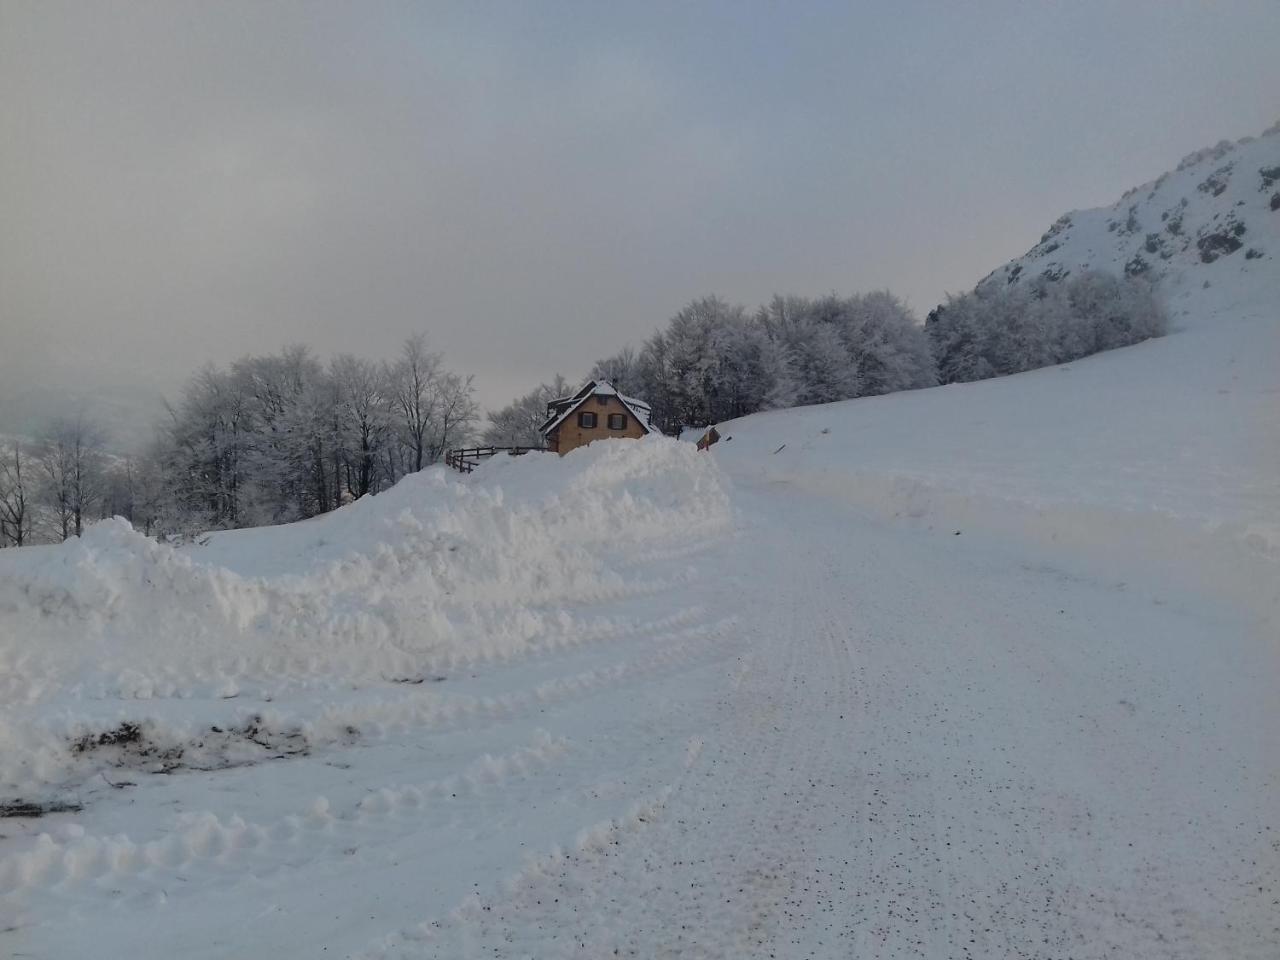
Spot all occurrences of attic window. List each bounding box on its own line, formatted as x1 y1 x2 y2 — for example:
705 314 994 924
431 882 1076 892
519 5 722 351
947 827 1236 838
578 411 597 429
596 395 608 405
608 413 627 430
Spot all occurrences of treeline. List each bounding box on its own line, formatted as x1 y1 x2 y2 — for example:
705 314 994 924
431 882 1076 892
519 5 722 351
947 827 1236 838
486 291 936 443
926 270 1168 383
486 270 1166 444
0 335 478 545
1 415 113 547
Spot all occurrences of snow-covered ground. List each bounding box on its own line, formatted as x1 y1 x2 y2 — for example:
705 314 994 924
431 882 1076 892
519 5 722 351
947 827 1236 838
2 132 1278 957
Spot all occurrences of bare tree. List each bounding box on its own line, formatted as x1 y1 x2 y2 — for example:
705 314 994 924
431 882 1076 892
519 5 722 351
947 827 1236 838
589 347 642 395
330 355 391 499
0 442 31 546
103 456 139 526
483 375 570 447
37 414 107 540
163 366 250 528
427 371 479 464
389 334 443 473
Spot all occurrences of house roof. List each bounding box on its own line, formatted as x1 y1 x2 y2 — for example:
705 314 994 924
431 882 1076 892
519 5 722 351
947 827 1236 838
539 380 653 437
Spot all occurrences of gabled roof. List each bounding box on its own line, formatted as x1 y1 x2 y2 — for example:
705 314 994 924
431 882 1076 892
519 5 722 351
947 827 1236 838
539 380 653 437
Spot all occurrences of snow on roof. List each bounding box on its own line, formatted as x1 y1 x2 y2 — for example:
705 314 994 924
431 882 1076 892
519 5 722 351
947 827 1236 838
618 392 650 414
539 380 652 436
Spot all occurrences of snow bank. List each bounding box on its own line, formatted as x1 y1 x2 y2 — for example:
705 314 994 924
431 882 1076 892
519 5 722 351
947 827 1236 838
0 438 732 715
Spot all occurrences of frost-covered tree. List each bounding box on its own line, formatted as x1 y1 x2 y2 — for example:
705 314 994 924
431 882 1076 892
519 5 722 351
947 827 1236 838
702 313 777 422
0 442 32 547
330 354 392 500
926 270 1167 383
148 340 476 533
161 364 251 528
647 298 723 430
232 347 323 523
923 298 997 384
389 334 444 473
1063 271 1168 354
589 348 644 397
36 414 107 540
102 452 171 538
838 291 937 395
553 288 935 434
634 296 774 432
425 371 479 464
759 292 933 404
783 320 863 405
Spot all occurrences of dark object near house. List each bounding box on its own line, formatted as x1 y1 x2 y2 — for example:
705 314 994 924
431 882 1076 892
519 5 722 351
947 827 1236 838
696 426 721 451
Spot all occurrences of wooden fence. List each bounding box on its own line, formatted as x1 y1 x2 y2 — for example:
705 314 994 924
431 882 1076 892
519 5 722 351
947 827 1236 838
445 446 544 474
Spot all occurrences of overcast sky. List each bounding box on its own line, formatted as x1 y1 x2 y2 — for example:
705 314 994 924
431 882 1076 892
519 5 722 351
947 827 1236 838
2 0 1277 421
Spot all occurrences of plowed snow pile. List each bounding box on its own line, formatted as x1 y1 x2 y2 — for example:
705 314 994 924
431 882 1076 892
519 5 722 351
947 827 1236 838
0 438 731 789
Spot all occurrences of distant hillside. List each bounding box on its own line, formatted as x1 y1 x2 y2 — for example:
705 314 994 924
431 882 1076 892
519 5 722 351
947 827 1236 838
0 381 168 454
980 121 1280 302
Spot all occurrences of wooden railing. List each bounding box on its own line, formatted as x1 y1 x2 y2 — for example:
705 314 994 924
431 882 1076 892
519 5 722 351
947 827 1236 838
445 445 544 474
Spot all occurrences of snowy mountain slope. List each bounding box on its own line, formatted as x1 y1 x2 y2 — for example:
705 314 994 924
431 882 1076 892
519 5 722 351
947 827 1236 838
708 124 1280 614
981 121 1280 297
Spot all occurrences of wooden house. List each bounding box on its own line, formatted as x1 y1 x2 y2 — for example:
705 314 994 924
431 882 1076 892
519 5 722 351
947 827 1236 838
539 380 654 455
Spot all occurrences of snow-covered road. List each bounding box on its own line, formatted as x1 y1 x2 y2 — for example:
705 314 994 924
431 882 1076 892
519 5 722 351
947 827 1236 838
385 481 1277 959
5 469 1275 959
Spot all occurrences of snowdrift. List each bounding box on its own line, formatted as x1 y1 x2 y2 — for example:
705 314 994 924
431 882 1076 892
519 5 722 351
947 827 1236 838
0 438 732 715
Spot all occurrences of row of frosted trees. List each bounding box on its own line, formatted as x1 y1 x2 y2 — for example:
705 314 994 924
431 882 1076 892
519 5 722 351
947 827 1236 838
485 272 1164 446
0 415 110 547
153 336 477 532
0 335 479 544
486 290 938 443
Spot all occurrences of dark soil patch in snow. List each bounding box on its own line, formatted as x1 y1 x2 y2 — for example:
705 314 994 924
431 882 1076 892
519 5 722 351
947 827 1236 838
0 799 83 818
211 716 312 763
71 720 145 752
390 674 448 684
71 720 184 773
68 715 319 777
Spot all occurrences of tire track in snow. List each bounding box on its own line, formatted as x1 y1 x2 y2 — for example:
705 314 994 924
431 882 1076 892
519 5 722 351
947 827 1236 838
0 732 572 900
352 508 866 958
2 610 731 795
305 614 738 741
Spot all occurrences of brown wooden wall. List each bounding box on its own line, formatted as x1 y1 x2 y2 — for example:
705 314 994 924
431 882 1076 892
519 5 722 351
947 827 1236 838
547 395 647 455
